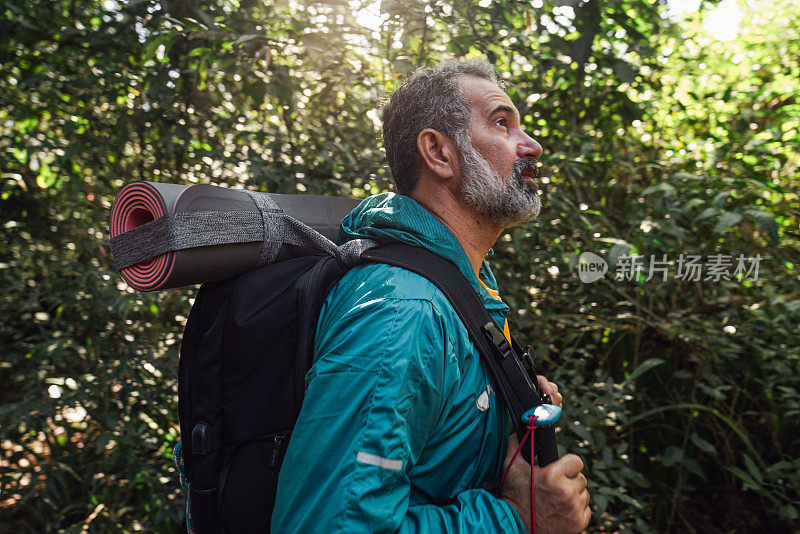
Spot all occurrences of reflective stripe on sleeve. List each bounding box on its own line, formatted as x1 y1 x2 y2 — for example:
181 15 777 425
356 451 404 471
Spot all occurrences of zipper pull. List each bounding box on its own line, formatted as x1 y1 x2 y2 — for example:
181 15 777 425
522 345 537 371
269 434 286 468
523 346 552 403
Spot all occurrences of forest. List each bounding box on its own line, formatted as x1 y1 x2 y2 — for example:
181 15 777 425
1 0 799 531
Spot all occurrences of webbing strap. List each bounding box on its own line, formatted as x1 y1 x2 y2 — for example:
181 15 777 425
109 192 361 271
111 210 264 270
244 190 285 267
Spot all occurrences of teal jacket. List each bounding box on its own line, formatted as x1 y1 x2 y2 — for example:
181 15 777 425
272 193 524 533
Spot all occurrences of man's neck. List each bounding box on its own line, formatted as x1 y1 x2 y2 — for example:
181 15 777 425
410 183 503 277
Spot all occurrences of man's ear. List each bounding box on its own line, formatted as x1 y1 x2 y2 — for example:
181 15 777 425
416 128 457 180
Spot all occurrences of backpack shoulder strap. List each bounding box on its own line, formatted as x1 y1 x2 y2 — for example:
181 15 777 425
294 255 349 412
359 242 558 466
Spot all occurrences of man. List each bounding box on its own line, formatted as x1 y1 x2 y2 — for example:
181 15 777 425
272 58 591 533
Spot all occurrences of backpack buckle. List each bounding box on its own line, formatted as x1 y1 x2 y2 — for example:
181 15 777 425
482 322 514 360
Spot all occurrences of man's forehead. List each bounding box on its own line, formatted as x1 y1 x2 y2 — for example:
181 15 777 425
458 75 516 118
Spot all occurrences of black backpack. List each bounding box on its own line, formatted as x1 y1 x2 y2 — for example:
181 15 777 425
174 242 556 533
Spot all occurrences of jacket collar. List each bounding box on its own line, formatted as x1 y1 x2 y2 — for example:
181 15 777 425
338 193 510 320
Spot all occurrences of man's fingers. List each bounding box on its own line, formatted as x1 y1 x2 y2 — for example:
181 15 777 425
536 375 553 396
552 382 562 405
536 375 562 407
554 453 584 478
579 503 592 530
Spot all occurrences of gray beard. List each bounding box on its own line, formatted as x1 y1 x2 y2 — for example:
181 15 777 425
455 133 542 227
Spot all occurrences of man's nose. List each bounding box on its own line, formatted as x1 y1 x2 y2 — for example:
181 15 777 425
517 131 543 160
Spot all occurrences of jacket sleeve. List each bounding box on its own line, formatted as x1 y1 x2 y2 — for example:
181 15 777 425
271 293 524 534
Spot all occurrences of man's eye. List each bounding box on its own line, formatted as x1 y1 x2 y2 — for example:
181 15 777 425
495 118 508 129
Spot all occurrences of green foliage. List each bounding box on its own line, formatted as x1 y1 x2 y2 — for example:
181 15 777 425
1 0 798 532
490 0 800 530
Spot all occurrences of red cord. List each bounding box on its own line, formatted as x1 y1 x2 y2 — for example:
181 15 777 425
528 415 537 534
500 430 530 490
500 416 538 534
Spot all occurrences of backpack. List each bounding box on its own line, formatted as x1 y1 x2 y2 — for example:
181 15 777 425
174 242 556 534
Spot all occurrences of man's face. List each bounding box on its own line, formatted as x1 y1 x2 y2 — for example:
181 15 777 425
455 75 543 227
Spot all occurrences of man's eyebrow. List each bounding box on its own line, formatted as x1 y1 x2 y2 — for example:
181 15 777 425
488 104 519 120
489 104 520 121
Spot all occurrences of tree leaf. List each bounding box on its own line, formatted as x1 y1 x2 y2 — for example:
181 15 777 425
626 358 665 382
642 182 676 196
187 47 211 58
744 208 780 243
690 433 716 454
743 454 764 485
234 34 261 46
713 212 742 233
694 207 718 222
661 445 683 467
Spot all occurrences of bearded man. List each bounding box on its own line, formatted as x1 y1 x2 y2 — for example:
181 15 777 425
272 58 591 533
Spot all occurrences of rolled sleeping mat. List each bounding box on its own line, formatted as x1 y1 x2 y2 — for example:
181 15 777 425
109 181 361 291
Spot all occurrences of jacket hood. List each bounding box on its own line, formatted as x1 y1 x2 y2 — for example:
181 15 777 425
339 193 510 319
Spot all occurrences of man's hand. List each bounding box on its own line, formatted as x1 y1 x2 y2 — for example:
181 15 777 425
536 375 562 407
502 434 590 534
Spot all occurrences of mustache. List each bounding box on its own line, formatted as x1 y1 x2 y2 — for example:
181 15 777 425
513 158 540 179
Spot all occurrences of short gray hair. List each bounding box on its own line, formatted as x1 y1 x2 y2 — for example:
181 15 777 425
381 58 500 194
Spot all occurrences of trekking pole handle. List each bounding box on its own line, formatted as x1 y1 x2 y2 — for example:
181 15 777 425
535 426 559 467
